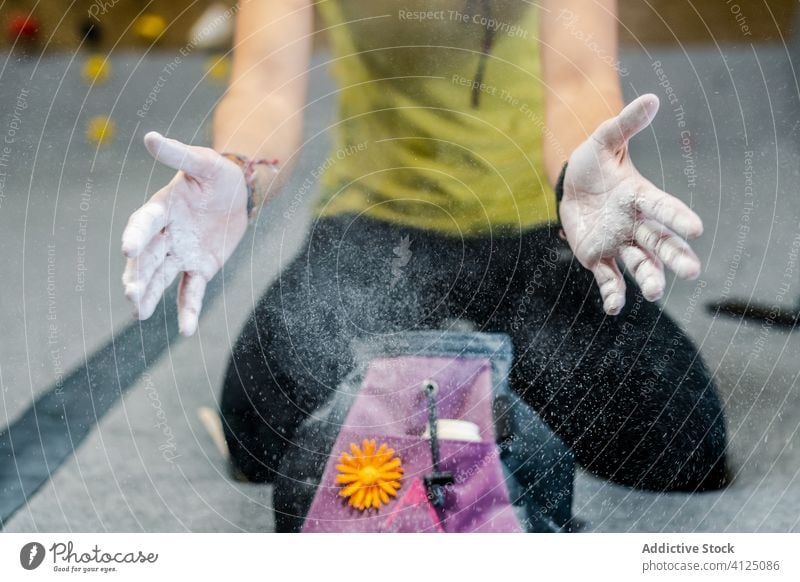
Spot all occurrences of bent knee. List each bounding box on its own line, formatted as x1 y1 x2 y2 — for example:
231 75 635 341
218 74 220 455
655 416 729 492
586 414 729 492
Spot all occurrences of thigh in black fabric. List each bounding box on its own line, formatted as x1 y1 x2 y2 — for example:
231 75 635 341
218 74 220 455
219 217 453 483
219 256 339 483
493 235 727 492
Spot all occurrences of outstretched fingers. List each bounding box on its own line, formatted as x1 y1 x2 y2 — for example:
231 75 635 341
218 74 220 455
634 218 701 280
592 258 626 315
636 185 703 240
619 245 665 302
121 199 168 258
177 272 208 337
122 233 169 303
133 256 181 320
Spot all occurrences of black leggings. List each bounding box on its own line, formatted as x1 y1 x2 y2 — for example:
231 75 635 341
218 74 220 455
221 215 727 492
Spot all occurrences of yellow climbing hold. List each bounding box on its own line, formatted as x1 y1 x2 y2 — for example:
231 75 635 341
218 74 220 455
134 14 166 42
86 116 114 145
82 55 110 84
336 439 403 511
205 55 230 82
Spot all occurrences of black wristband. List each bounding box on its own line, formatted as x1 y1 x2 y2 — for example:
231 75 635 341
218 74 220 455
555 161 568 226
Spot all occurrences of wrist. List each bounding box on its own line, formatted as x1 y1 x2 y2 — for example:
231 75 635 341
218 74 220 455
220 152 281 218
555 161 568 226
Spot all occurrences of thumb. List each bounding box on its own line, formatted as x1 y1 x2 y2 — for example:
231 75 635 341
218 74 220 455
144 131 215 178
593 93 660 152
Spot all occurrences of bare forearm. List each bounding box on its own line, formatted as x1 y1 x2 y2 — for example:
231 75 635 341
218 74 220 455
212 0 312 199
543 79 623 181
213 84 304 172
539 0 623 185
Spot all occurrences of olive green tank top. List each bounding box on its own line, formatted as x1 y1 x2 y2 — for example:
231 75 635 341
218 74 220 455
313 0 557 236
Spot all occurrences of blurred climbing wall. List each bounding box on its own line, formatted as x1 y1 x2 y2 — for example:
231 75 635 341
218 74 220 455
0 0 795 53
0 0 221 50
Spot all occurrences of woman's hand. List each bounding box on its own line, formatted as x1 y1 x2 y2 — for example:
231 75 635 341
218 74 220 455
560 93 703 315
121 132 248 336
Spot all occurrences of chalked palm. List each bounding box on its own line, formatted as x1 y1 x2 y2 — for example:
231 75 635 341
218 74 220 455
121 132 248 336
560 94 704 315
